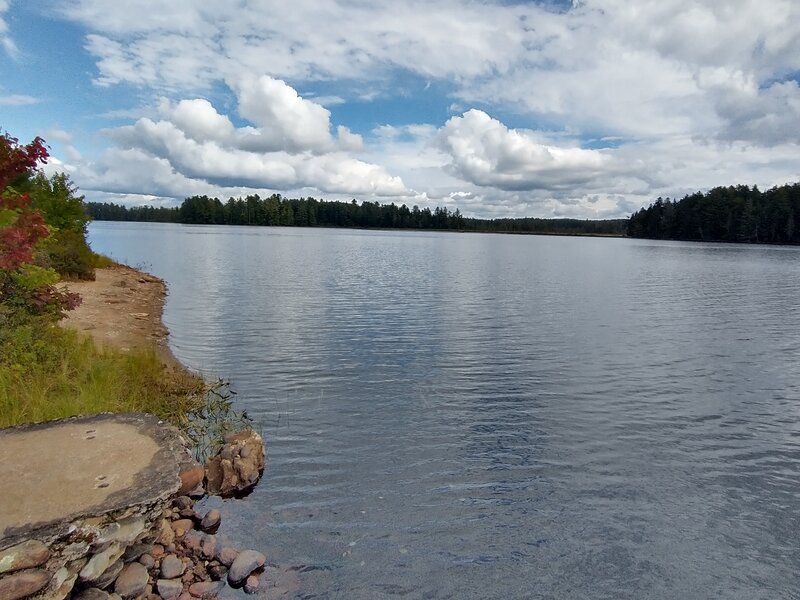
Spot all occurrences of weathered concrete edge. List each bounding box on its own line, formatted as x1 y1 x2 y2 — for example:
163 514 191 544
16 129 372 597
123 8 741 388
0 413 189 550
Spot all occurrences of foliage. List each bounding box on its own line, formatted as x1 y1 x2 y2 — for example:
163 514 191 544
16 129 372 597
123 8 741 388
0 324 205 428
177 379 252 463
628 183 800 244
0 133 81 324
86 194 629 236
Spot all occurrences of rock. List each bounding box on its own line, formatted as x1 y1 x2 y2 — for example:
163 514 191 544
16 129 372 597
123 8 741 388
227 550 266 586
80 542 125 582
94 558 125 590
178 464 205 496
0 569 51 600
178 508 199 520
205 430 265 497
182 531 204 555
150 545 165 559
156 579 184 599
200 510 221 532
0 540 50 574
192 561 208 581
201 536 217 560
114 562 149 599
123 544 153 563
160 554 185 579
243 574 260 595
188 580 225 598
178 593 192 600
50 566 79 600
171 519 195 538
94 517 145 548
207 564 227 581
214 547 238 568
74 589 112 600
175 496 194 510
157 518 176 546
139 554 155 569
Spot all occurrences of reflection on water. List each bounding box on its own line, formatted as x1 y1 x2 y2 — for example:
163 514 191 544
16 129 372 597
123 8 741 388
90 223 800 599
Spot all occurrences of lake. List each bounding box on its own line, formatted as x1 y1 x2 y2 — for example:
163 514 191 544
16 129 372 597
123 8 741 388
88 222 800 599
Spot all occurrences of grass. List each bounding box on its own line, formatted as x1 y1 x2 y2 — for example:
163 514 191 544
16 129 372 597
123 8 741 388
0 324 205 429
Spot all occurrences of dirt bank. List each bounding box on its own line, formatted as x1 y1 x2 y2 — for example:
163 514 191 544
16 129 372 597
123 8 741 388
60 264 182 369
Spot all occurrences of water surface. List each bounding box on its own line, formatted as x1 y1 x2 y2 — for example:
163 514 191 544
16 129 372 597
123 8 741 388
89 222 800 599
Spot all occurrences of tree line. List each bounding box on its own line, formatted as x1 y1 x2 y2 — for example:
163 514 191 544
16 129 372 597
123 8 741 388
628 183 800 244
86 194 628 236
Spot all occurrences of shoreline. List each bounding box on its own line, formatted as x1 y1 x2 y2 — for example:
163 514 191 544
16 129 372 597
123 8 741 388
60 264 188 374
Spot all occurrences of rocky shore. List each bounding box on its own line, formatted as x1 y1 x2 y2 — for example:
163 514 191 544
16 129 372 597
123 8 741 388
1 265 277 599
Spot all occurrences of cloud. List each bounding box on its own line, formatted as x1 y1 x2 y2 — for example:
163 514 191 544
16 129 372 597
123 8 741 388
439 110 618 192
50 0 800 218
0 0 18 59
98 76 406 197
0 94 39 106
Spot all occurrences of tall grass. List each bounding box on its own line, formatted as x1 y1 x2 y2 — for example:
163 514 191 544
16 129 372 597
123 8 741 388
0 324 204 428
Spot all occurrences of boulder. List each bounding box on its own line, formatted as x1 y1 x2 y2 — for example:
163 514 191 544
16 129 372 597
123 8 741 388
156 578 183 599
178 463 205 497
200 510 221 532
205 430 265 497
0 540 50 574
227 550 265 586
159 554 185 579
187 580 225 598
114 562 149 599
214 547 238 567
0 569 52 600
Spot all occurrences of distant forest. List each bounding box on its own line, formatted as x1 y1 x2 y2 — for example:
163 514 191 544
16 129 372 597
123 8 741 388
628 183 800 244
86 195 628 236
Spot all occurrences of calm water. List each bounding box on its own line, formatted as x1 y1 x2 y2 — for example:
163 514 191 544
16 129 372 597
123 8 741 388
89 222 800 599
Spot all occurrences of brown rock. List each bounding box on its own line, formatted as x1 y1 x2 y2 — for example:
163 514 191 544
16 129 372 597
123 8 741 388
0 569 52 600
182 531 204 555
171 519 195 538
178 593 192 600
201 536 217 560
243 574 260 595
207 564 227 581
0 540 50 575
150 545 165 559
187 580 224 598
174 496 194 511
199 510 221 532
114 562 149 599
178 464 205 496
157 518 176 546
214 547 238 568
204 430 265 497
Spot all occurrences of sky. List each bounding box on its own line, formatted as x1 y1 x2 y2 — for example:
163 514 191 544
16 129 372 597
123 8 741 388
1 0 799 219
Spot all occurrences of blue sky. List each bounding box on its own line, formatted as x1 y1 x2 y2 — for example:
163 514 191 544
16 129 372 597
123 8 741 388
2 1 799 219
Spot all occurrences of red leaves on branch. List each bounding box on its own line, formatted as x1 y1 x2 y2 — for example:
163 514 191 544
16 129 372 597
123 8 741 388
0 132 80 320
0 134 48 191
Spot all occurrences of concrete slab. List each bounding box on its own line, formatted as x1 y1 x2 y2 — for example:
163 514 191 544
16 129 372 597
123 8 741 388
0 414 189 548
